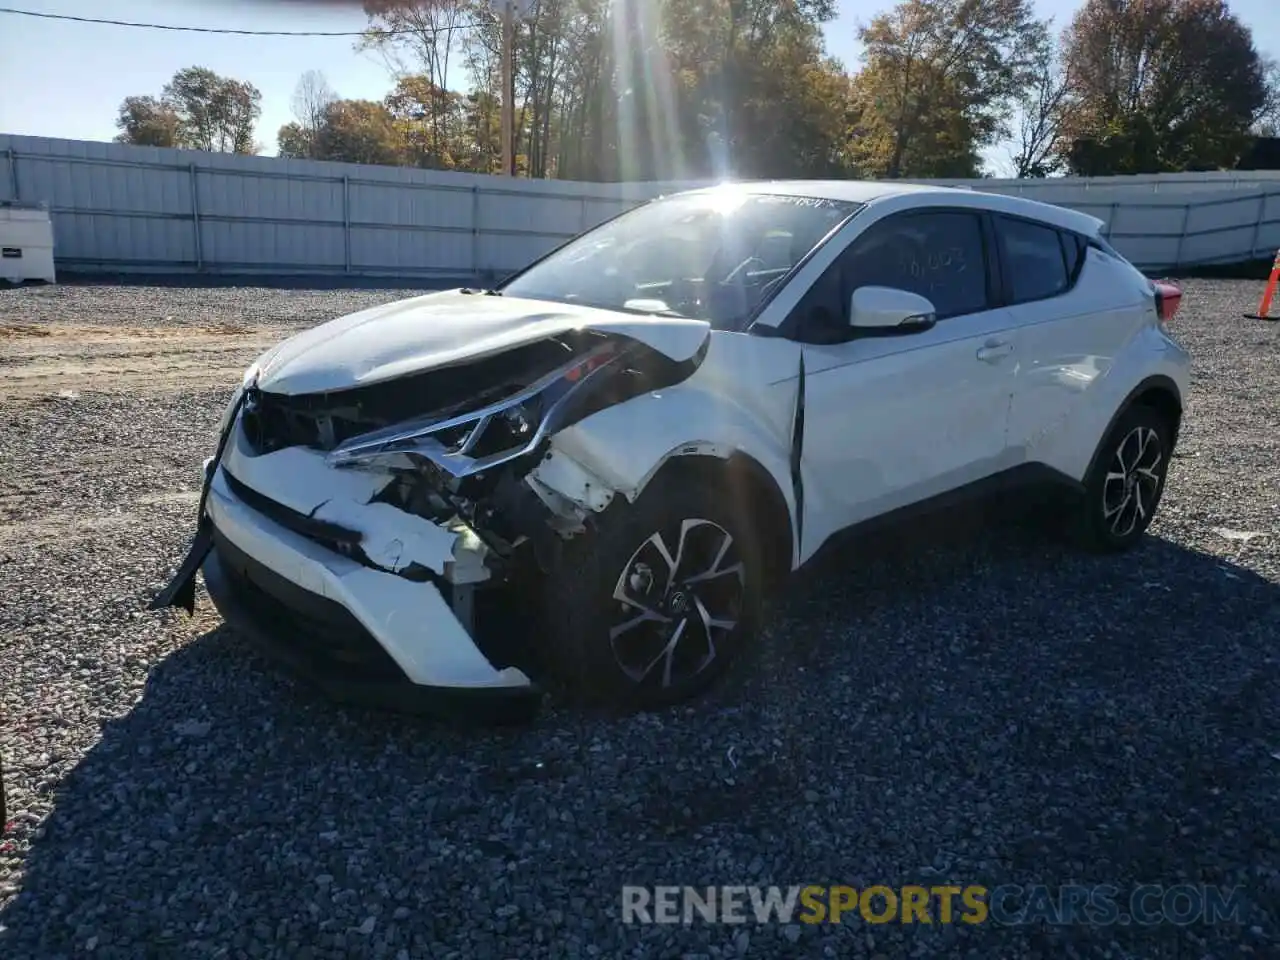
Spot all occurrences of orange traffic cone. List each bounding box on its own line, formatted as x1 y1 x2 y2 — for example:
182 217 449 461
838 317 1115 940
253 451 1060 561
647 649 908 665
1245 249 1280 321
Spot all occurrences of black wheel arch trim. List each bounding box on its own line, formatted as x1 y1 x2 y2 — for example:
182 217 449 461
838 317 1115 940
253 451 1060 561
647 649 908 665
647 448 796 586
1082 374 1183 483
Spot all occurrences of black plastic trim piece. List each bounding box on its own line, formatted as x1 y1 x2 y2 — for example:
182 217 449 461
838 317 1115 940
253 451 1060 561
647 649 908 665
222 469 361 548
980 212 1006 306
147 519 214 614
197 390 244 524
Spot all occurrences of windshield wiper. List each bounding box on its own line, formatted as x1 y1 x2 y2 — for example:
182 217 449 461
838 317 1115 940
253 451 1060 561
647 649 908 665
460 287 503 296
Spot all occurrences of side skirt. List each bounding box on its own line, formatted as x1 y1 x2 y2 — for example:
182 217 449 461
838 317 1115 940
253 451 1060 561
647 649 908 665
798 463 1085 571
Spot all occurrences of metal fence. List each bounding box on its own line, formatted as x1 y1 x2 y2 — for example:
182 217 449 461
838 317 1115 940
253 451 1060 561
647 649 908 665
0 135 699 280
2 133 1279 278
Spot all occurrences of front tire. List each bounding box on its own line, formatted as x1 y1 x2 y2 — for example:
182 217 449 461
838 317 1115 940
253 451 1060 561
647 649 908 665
1072 403 1173 552
543 478 766 709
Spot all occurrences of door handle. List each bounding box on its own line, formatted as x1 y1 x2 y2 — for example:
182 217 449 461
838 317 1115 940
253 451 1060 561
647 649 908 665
976 340 1014 362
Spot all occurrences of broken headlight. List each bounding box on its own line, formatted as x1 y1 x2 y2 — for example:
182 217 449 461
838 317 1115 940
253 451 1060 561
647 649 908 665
325 342 618 480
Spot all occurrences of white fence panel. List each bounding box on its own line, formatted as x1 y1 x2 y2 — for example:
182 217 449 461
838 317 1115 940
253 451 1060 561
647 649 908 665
2 132 1279 278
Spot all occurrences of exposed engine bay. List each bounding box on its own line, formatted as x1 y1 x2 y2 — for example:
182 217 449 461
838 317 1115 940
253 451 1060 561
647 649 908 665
245 329 701 548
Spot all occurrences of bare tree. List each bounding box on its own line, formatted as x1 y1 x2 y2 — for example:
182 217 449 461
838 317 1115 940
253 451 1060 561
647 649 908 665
291 70 338 157
1255 57 1280 133
1008 31 1071 177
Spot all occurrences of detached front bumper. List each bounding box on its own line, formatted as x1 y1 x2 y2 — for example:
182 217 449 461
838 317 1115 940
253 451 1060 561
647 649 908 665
155 454 542 724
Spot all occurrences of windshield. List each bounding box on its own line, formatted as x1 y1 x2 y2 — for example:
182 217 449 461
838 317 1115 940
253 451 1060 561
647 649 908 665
499 188 861 331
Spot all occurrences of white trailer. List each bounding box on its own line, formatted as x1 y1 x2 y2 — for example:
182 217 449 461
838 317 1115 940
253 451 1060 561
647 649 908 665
0 201 55 283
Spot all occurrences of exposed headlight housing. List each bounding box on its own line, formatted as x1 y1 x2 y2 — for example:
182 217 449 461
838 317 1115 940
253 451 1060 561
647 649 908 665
326 341 619 481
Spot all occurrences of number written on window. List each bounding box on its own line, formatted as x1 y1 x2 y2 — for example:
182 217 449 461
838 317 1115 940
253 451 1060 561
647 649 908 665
839 212 990 319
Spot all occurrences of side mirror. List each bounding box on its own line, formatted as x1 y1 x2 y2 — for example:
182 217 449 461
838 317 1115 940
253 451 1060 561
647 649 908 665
849 286 937 332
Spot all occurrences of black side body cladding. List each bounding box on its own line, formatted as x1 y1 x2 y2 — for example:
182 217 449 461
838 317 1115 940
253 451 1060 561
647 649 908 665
800 462 1087 570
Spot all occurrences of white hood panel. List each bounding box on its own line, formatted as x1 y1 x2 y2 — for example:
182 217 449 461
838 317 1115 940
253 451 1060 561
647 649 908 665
255 289 711 395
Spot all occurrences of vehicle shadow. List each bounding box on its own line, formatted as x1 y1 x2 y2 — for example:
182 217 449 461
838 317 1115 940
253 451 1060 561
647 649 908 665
2 512 1277 957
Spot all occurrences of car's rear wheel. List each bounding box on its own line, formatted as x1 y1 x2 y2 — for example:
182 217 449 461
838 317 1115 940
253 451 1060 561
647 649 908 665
543 478 766 709
1072 403 1173 552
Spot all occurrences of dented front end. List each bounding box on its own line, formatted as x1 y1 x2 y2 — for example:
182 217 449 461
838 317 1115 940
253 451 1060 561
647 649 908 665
152 326 706 719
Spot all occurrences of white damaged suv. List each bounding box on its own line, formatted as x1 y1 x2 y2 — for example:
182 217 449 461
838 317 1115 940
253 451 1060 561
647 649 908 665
153 181 1189 719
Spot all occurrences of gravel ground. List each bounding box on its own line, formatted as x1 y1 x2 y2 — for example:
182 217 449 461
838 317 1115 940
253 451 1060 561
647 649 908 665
1 278 1278 959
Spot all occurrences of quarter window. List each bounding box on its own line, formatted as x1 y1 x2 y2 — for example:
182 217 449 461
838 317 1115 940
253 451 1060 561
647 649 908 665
997 216 1071 304
1060 231 1085 280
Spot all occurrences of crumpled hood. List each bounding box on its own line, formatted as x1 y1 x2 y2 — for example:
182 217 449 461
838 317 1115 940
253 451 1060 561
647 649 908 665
255 289 712 395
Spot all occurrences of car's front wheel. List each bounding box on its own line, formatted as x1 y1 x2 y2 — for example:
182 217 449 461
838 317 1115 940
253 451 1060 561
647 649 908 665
544 477 766 709
1072 403 1173 551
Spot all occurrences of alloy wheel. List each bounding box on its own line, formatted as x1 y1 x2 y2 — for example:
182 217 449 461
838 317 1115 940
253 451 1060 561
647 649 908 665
1102 426 1164 538
609 518 746 690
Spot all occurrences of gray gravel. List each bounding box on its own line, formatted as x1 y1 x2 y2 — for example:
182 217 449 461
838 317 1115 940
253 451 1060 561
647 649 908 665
1 277 1278 959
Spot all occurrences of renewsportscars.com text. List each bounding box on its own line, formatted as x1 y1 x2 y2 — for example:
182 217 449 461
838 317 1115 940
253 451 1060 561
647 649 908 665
621 884 1246 927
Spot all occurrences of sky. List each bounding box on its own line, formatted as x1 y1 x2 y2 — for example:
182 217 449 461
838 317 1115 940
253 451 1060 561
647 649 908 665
1 0 1277 176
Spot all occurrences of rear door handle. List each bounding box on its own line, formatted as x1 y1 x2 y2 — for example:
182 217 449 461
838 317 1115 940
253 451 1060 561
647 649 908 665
976 340 1014 363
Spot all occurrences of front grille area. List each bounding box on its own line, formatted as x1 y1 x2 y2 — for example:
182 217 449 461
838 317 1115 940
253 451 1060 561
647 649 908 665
222 469 362 557
241 337 580 456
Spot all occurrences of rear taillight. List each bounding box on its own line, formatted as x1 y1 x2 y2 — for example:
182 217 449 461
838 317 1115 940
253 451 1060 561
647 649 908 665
1153 280 1182 323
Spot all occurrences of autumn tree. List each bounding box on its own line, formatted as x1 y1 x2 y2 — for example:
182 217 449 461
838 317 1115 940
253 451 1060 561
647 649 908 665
115 68 261 154
162 67 262 154
312 100 408 165
276 124 312 159
659 0 847 180
114 96 181 148
384 74 467 168
849 0 1046 179
357 0 857 181
458 89 503 174
360 0 470 169
1060 0 1273 174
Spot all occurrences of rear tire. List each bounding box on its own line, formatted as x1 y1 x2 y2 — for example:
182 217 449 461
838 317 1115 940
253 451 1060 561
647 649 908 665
542 476 767 710
1071 403 1173 552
